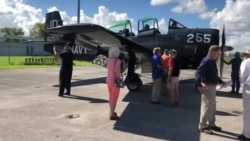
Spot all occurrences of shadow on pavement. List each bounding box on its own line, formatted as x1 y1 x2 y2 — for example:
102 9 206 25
114 80 202 141
52 77 106 87
216 110 238 117
212 130 240 140
179 78 243 99
62 94 108 103
216 91 242 99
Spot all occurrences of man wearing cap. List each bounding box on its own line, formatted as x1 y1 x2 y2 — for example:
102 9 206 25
238 49 250 141
195 45 225 134
53 42 74 97
223 52 242 94
167 49 181 107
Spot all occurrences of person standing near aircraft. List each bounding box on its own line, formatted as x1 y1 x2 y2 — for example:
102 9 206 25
195 45 225 134
167 49 181 107
223 52 242 94
53 42 74 97
161 49 170 96
106 46 122 120
151 47 164 104
238 49 250 141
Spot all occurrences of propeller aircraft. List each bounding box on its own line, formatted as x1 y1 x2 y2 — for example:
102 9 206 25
28 11 233 91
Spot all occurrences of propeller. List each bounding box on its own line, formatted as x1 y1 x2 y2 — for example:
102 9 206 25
219 24 225 77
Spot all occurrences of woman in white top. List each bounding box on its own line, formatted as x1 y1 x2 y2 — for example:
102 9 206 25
238 49 250 141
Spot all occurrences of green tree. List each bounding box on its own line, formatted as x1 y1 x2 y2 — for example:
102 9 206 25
30 23 45 38
0 27 24 36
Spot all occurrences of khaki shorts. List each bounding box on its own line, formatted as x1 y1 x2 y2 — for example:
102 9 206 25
167 76 179 89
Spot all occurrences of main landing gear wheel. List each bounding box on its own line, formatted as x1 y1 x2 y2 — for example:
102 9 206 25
126 83 141 92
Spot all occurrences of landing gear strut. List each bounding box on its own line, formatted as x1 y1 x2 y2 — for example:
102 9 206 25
124 49 142 92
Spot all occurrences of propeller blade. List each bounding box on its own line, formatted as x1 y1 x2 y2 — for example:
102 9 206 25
220 24 225 77
221 24 225 47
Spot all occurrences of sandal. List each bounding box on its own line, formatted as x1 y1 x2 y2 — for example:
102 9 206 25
109 114 119 120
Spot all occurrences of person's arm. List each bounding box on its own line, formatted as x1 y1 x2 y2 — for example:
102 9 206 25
53 46 61 59
157 57 163 69
115 59 122 78
240 60 248 84
195 60 208 93
168 58 173 77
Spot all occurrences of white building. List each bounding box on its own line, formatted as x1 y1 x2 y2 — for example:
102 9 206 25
0 33 50 56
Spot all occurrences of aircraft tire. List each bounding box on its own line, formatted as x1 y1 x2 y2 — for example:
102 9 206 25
126 83 141 92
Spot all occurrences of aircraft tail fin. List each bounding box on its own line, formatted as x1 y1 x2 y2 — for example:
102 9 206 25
44 11 63 41
43 11 65 53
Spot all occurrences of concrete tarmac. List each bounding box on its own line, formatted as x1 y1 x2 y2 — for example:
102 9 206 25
0 66 244 141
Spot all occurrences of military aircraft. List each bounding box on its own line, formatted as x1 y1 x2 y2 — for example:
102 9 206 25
29 11 233 92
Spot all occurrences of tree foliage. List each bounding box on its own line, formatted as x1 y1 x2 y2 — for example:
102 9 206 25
30 23 45 38
0 27 24 36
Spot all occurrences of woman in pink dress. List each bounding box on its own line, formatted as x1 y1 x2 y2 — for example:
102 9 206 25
106 46 122 120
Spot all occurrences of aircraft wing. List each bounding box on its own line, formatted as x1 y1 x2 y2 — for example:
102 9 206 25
46 23 152 55
23 40 68 45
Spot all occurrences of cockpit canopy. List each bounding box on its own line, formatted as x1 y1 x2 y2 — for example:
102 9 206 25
137 18 161 37
108 20 135 37
107 18 188 37
168 18 187 30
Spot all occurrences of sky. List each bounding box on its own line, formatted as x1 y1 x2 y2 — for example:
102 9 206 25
0 0 249 52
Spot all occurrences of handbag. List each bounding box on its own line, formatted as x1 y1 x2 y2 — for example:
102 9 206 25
114 59 124 88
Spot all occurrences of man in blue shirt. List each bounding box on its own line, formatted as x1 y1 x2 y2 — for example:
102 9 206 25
195 45 224 134
53 42 74 97
151 47 164 104
223 52 242 94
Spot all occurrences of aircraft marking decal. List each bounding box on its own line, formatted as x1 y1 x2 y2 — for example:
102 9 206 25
92 55 107 67
186 33 211 44
72 45 84 54
175 34 182 41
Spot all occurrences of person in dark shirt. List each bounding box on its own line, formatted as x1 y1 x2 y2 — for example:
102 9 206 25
167 49 181 107
195 45 225 134
53 42 74 97
151 47 164 104
223 52 242 94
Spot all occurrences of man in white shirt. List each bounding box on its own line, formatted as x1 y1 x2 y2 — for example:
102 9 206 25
238 49 250 141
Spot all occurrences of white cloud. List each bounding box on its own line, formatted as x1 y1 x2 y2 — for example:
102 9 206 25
151 0 214 19
209 0 250 52
0 0 43 36
0 1 132 36
171 0 208 14
92 6 130 28
150 0 173 6
47 6 58 12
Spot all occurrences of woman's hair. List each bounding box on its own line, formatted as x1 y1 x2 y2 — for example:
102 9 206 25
108 46 120 58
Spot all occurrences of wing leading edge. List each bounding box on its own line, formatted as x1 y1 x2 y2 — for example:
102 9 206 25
46 23 152 54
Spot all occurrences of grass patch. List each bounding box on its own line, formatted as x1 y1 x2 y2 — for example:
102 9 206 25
0 56 94 70
223 56 232 62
